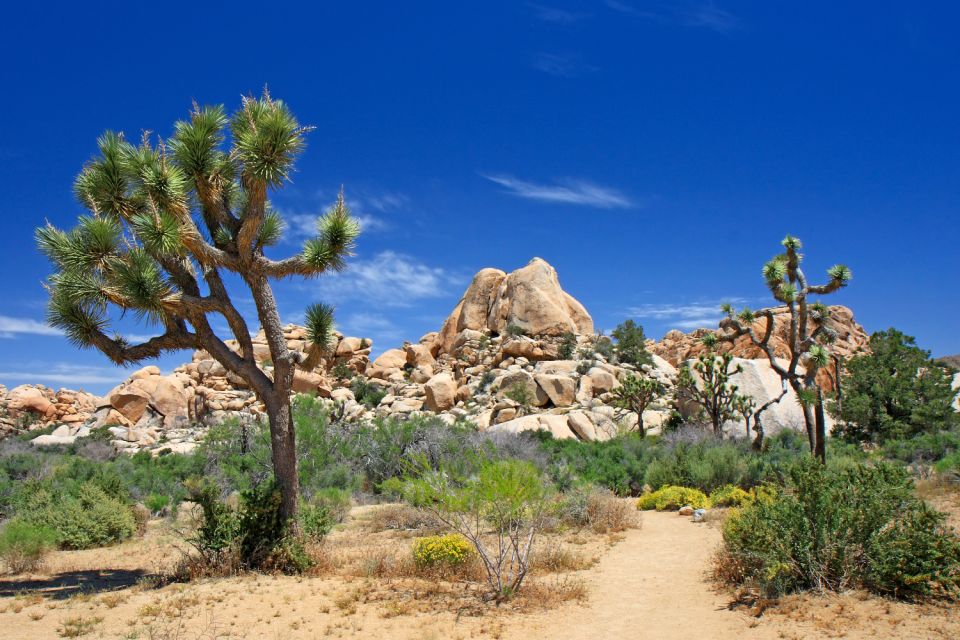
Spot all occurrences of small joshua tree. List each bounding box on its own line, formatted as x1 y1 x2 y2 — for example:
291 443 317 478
731 394 755 440
611 373 664 437
676 336 746 436
35 92 360 522
715 235 851 462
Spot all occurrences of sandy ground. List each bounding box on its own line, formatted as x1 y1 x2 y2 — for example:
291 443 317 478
1 503 958 639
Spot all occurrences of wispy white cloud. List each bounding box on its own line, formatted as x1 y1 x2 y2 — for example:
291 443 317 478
528 3 589 24
313 251 466 307
340 312 405 345
482 174 633 209
532 53 598 77
286 212 388 239
0 315 60 338
281 188 407 240
0 363 126 386
605 1 741 34
628 298 750 330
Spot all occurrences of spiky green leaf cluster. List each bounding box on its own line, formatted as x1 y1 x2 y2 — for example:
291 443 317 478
169 105 228 179
737 307 756 323
305 302 336 353
781 234 802 251
763 257 787 284
827 264 852 284
778 283 798 302
806 344 831 369
301 194 360 273
232 94 308 188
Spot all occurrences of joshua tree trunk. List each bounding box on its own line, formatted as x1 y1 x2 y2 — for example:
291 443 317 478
265 398 299 521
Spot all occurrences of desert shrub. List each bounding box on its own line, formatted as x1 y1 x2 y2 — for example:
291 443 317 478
17 482 136 549
350 377 388 408
636 485 710 511
554 486 591 528
331 360 354 381
504 382 533 411
184 478 317 574
0 518 57 573
586 489 638 533
184 478 239 568
505 323 526 337
145 493 171 515
536 433 654 496
557 332 577 360
709 485 753 508
477 370 496 391
718 458 960 599
882 429 960 466
412 533 473 569
359 415 482 488
366 504 445 533
397 459 552 600
131 503 150 537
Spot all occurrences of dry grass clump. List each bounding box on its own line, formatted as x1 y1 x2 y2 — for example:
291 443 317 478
586 490 640 534
530 545 598 573
364 504 446 535
520 576 589 607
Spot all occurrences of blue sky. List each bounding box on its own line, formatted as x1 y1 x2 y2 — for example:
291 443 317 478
1 1 958 394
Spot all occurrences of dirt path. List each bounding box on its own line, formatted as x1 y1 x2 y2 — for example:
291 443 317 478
511 512 777 640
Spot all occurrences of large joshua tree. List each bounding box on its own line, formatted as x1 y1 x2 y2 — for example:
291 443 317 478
714 236 851 462
35 92 360 522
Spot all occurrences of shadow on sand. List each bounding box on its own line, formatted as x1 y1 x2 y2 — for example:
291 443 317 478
0 568 154 599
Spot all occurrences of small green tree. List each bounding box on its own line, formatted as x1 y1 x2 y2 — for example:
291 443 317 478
611 373 664 437
676 337 746 436
35 93 360 522
398 459 552 601
715 235 851 462
505 382 533 415
833 329 957 444
557 331 577 360
611 320 653 367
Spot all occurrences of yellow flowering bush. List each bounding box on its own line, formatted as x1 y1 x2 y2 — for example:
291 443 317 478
636 485 710 511
709 485 753 508
412 534 473 568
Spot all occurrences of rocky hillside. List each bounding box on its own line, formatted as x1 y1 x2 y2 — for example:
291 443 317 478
1 257 878 453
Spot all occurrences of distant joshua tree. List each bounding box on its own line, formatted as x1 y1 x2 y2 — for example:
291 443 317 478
611 373 664 437
676 338 745 436
36 91 360 522
713 236 851 462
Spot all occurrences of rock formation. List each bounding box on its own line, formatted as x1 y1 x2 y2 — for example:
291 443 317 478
650 305 868 392
4 257 922 454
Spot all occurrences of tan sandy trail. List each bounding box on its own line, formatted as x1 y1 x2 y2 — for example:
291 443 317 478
509 512 777 640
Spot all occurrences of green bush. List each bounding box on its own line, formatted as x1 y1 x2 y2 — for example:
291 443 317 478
557 332 577 360
637 485 710 511
145 493 171 515
881 430 960 466
350 378 387 409
718 458 960 599
18 482 136 550
0 517 58 573
504 323 526 337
